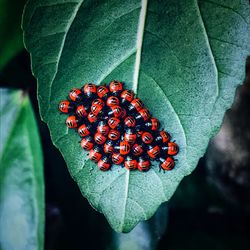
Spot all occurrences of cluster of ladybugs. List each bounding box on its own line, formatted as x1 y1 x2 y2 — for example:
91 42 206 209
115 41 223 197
58 81 179 172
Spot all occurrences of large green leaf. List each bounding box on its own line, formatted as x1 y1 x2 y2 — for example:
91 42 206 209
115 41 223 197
0 89 44 250
22 0 250 232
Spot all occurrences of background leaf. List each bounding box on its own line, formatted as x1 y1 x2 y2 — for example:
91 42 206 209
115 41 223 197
0 0 26 68
0 89 44 250
22 0 250 232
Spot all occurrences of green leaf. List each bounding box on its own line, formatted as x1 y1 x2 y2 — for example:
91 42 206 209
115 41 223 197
22 0 250 232
0 89 44 250
0 0 26 68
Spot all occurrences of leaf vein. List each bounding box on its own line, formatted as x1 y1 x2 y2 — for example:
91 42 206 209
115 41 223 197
208 36 247 50
201 0 248 24
151 169 167 200
141 71 187 149
145 29 193 70
46 0 85 119
196 0 219 102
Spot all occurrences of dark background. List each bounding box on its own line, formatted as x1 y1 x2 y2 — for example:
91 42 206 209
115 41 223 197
1 1 250 249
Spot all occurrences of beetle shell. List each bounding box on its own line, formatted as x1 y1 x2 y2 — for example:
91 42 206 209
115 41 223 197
138 158 151 172
69 88 82 102
108 117 121 129
128 98 143 112
160 157 175 170
83 83 97 97
91 104 103 116
59 100 73 113
124 129 137 144
78 124 91 137
109 80 123 92
141 132 154 144
147 145 161 159
97 85 109 99
66 116 78 128
89 146 102 162
118 141 131 155
106 96 120 107
92 98 104 107
80 136 94 150
112 153 125 165
167 142 179 155
124 156 137 170
104 140 115 154
97 122 110 136
108 130 121 141
87 112 98 123
94 132 107 145
120 89 134 103
76 105 88 118
132 143 144 156
98 156 111 171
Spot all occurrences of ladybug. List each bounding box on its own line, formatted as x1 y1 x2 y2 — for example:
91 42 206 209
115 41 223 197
124 116 136 128
112 153 125 165
88 146 102 162
106 96 120 107
144 118 160 131
78 123 92 137
58 100 74 113
147 145 161 159
97 120 110 136
124 156 137 170
159 156 175 171
132 143 144 156
97 85 109 99
92 98 104 107
141 132 154 144
97 156 111 171
69 88 82 102
161 142 179 156
124 128 137 144
128 98 143 112
120 90 134 104
107 106 123 118
104 140 115 154
83 83 97 98
66 115 78 128
108 117 121 130
115 141 131 155
91 104 104 116
155 131 171 144
87 112 98 124
76 104 89 118
135 108 151 122
108 129 121 141
109 80 123 93
137 157 151 172
94 132 107 145
80 136 94 150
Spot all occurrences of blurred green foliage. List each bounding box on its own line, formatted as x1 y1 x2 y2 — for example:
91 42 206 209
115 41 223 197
0 89 44 250
0 0 26 68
